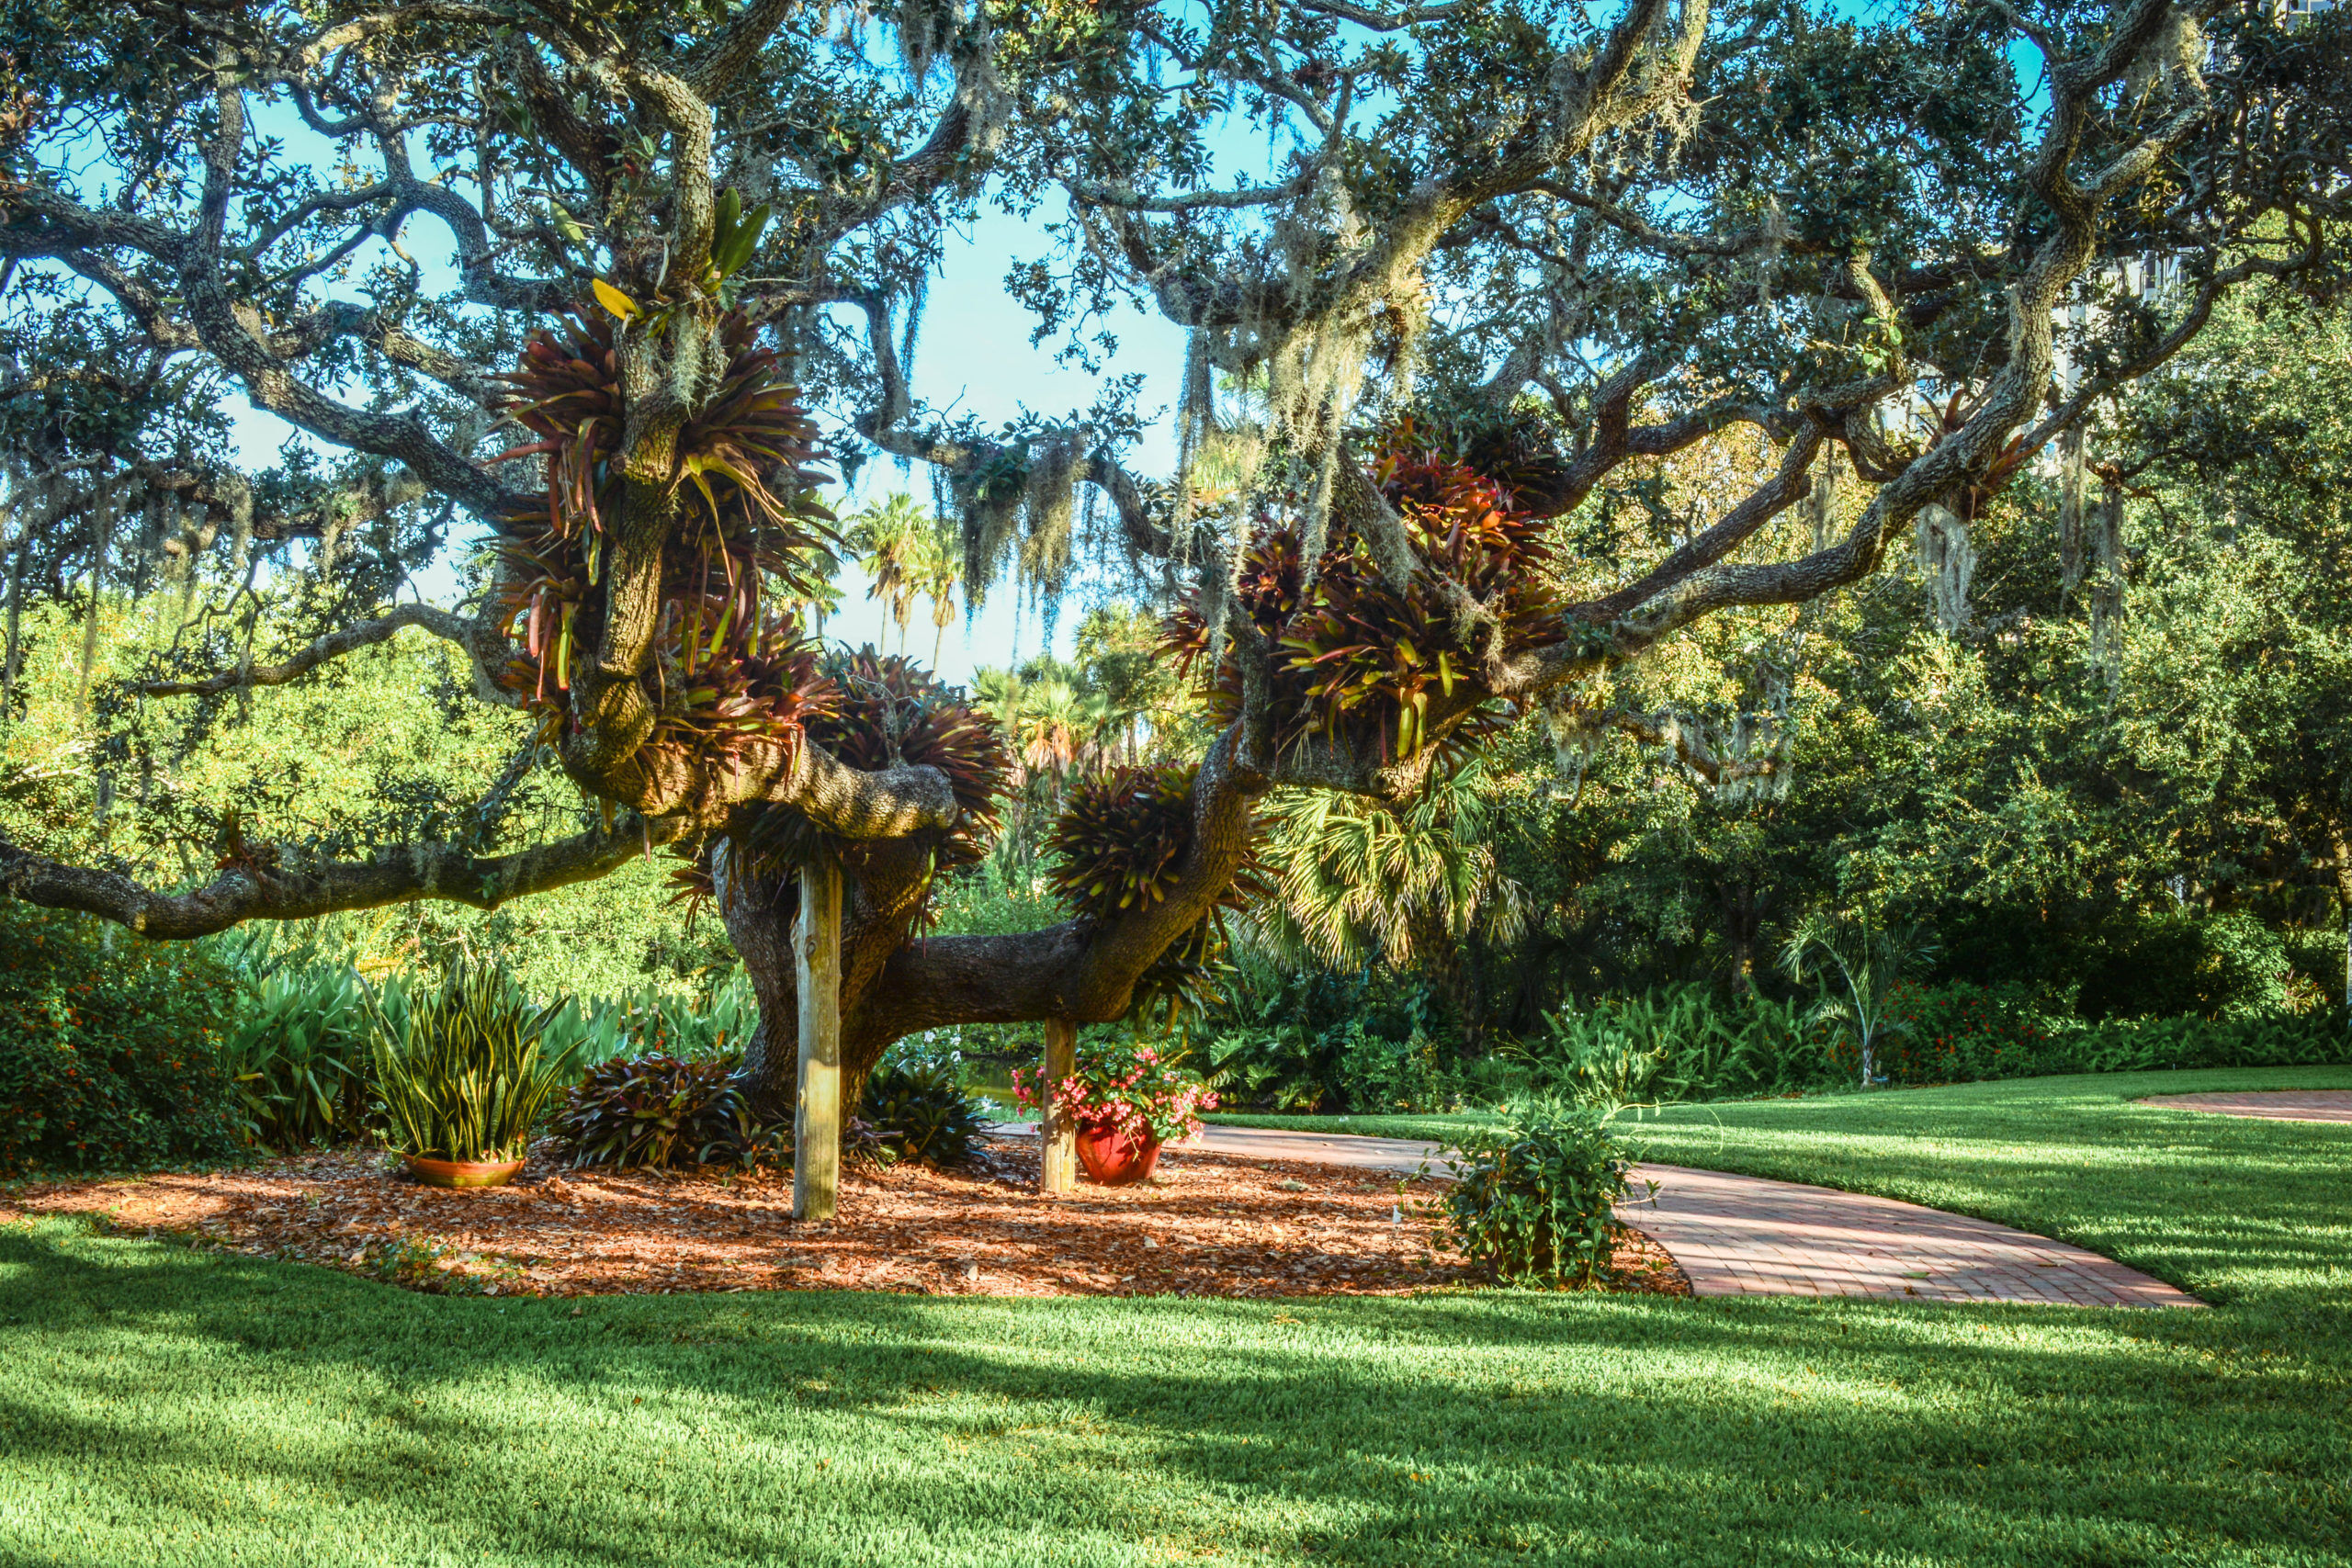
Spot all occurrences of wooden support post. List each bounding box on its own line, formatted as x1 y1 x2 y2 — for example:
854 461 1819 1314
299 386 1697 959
1038 1017 1077 1194
792 856 842 1222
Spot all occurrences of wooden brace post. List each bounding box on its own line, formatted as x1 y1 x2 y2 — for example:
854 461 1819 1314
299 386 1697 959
792 856 843 1222
1038 1017 1077 1194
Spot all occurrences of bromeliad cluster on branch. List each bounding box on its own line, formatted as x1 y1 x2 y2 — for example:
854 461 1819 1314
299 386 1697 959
489 309 838 811
1046 763 1267 1023
1162 432 1566 765
721 649 1012 918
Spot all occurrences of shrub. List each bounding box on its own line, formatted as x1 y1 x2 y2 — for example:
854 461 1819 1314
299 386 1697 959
1202 964 1457 1112
860 1059 984 1166
2052 1009 2351 1073
1438 1102 1632 1288
555 1052 778 1169
371 961 578 1163
220 957 380 1149
1543 1012 1668 1109
1204 1021 1344 1111
0 902 246 1175
1875 981 2350 1084
1511 987 1826 1106
1876 980 2050 1086
1332 1019 1449 1113
545 975 762 1065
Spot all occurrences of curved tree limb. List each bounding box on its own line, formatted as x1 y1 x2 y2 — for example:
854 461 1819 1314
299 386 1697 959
134 602 484 698
0 815 692 941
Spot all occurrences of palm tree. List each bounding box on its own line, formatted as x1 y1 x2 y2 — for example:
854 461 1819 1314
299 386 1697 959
1011 678 1112 779
909 525 961 669
1778 912 1939 1087
1255 759 1527 1046
783 542 844 641
844 491 930 656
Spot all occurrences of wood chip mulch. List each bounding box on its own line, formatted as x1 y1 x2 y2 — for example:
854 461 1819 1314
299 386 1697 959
1 1137 1690 1302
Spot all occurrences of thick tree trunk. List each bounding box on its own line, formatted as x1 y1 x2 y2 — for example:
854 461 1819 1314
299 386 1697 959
722 728 1268 1115
718 853 804 1117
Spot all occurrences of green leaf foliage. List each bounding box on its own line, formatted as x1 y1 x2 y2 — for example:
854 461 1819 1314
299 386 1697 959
859 1059 984 1168
553 1052 779 1171
218 946 379 1150
1438 1102 1632 1290
368 961 578 1164
0 902 247 1175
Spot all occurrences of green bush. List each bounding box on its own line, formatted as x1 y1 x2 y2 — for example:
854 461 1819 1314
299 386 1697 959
0 902 247 1175
1876 979 2349 1085
220 954 381 1149
1501 987 1827 1106
552 975 761 1064
371 961 579 1163
1438 1102 1632 1288
1332 1020 1448 1113
2052 1009 2351 1074
860 1059 984 1166
554 1052 778 1169
1200 963 1462 1112
1876 980 2050 1085
2050 908 2305 1021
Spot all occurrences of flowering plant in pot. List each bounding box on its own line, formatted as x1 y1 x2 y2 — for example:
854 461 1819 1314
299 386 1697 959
1012 1041 1216 1185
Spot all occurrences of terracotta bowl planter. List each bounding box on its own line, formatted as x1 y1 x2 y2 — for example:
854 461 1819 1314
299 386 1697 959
401 1154 526 1189
1074 1121 1162 1186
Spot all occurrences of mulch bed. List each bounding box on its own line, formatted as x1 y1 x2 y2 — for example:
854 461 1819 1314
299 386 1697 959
1 1136 1690 1301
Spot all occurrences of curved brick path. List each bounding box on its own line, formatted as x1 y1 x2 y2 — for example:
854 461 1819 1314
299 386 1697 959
1070 1122 2200 1308
1620 1163 2197 1307
2139 1090 2352 1124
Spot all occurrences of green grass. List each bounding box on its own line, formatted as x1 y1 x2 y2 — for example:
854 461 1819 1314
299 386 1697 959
5 1068 2349 1566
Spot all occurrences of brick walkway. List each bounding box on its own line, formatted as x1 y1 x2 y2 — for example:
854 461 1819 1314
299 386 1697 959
1620 1163 2199 1308
1069 1123 2201 1308
2138 1090 2352 1124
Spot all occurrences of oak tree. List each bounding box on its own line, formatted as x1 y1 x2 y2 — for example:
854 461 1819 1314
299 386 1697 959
0 0 2345 1114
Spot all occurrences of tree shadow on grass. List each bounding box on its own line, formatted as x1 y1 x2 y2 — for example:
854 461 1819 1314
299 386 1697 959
4 1223 2348 1566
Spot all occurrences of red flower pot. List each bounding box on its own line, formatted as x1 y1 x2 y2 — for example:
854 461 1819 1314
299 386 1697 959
1073 1120 1162 1186
401 1155 526 1189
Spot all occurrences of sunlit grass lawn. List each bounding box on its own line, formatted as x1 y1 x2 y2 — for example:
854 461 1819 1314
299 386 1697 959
4 1066 2347 1566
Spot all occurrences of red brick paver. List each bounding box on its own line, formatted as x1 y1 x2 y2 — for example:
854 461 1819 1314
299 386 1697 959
1619 1163 2200 1308
1064 1123 2201 1309
2138 1090 2352 1124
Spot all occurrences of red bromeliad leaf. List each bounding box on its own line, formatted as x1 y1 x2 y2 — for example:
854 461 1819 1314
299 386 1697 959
486 308 843 776
1159 426 1559 766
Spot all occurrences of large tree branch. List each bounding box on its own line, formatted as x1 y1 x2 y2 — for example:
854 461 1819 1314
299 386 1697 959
0 815 691 940
134 603 484 698
855 726 1266 1043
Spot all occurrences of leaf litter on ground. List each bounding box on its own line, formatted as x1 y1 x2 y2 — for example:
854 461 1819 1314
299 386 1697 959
3 1137 1688 1301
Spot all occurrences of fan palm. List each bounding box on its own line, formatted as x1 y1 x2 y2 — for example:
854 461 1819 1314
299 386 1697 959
845 491 931 655
910 525 961 668
1256 759 1527 973
1011 678 1113 778
785 542 845 639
